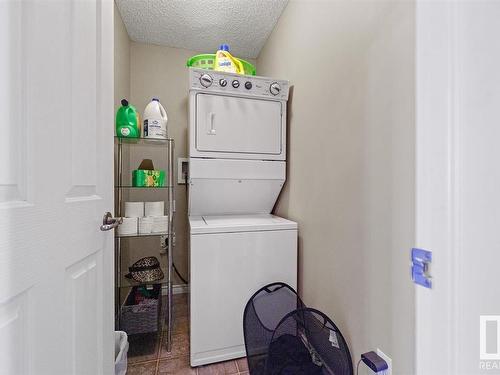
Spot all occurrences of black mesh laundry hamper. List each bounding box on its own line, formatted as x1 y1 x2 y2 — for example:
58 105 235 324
243 283 305 375
243 283 353 375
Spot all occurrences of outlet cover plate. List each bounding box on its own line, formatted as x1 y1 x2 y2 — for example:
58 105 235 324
177 158 189 184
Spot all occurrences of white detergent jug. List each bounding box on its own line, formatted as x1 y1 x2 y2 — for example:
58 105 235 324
143 98 168 139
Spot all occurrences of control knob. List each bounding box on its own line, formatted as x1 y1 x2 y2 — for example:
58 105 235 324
199 74 213 88
232 80 240 88
219 79 227 87
269 82 281 96
245 81 252 90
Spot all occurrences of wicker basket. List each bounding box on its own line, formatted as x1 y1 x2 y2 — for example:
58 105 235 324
120 285 161 335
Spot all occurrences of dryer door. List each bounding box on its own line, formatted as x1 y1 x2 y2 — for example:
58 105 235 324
195 93 283 157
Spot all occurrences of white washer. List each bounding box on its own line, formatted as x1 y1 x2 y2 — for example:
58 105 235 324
187 68 297 366
189 214 297 366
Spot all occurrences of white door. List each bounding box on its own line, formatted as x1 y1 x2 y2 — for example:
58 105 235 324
195 94 282 155
415 1 500 374
0 1 114 374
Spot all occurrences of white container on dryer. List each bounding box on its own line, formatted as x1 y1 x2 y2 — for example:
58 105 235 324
143 98 168 139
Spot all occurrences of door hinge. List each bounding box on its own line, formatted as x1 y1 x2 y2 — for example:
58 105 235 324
411 248 432 288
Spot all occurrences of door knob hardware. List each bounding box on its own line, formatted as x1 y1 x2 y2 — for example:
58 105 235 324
100 212 123 231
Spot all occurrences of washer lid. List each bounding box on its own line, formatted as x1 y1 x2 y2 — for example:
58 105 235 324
189 214 297 234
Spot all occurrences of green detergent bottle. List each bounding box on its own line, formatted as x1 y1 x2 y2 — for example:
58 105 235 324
116 99 140 138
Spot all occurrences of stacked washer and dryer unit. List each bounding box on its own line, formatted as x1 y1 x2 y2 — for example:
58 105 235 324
188 68 298 366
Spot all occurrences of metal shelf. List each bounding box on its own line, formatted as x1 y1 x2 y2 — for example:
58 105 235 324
114 185 174 189
114 136 174 145
118 278 168 289
115 137 175 352
115 231 168 239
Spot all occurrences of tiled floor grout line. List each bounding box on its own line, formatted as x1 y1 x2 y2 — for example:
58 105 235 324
155 333 162 374
130 358 159 366
129 358 157 365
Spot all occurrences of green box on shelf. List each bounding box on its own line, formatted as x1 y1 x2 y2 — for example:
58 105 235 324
132 169 165 187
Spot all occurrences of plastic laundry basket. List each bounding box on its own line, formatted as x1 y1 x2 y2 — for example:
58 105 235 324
115 331 129 375
186 53 257 75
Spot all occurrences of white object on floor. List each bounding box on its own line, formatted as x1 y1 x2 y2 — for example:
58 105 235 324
115 331 129 375
124 201 144 218
118 217 138 236
189 214 297 366
145 201 165 217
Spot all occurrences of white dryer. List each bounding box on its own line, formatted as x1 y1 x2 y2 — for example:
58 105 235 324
187 68 297 366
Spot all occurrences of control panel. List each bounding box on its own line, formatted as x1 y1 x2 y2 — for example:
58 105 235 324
189 68 289 100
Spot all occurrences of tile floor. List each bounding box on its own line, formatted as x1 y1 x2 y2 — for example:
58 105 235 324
127 293 249 375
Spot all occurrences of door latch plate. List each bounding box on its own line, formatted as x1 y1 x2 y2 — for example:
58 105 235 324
411 248 432 288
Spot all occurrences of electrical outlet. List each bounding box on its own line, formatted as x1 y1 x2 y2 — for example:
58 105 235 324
376 349 392 375
177 158 189 184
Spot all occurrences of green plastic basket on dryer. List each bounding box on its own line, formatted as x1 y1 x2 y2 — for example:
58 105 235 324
186 54 256 76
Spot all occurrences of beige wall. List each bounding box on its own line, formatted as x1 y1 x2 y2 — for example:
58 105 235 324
114 3 130 108
258 1 415 373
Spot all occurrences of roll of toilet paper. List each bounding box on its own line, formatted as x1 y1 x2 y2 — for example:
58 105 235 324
124 202 144 218
117 217 138 236
138 217 154 234
145 201 165 217
152 215 169 233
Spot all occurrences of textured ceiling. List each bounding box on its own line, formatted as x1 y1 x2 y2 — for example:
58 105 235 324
115 0 288 59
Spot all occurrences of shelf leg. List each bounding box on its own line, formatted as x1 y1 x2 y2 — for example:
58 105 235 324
166 138 175 352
